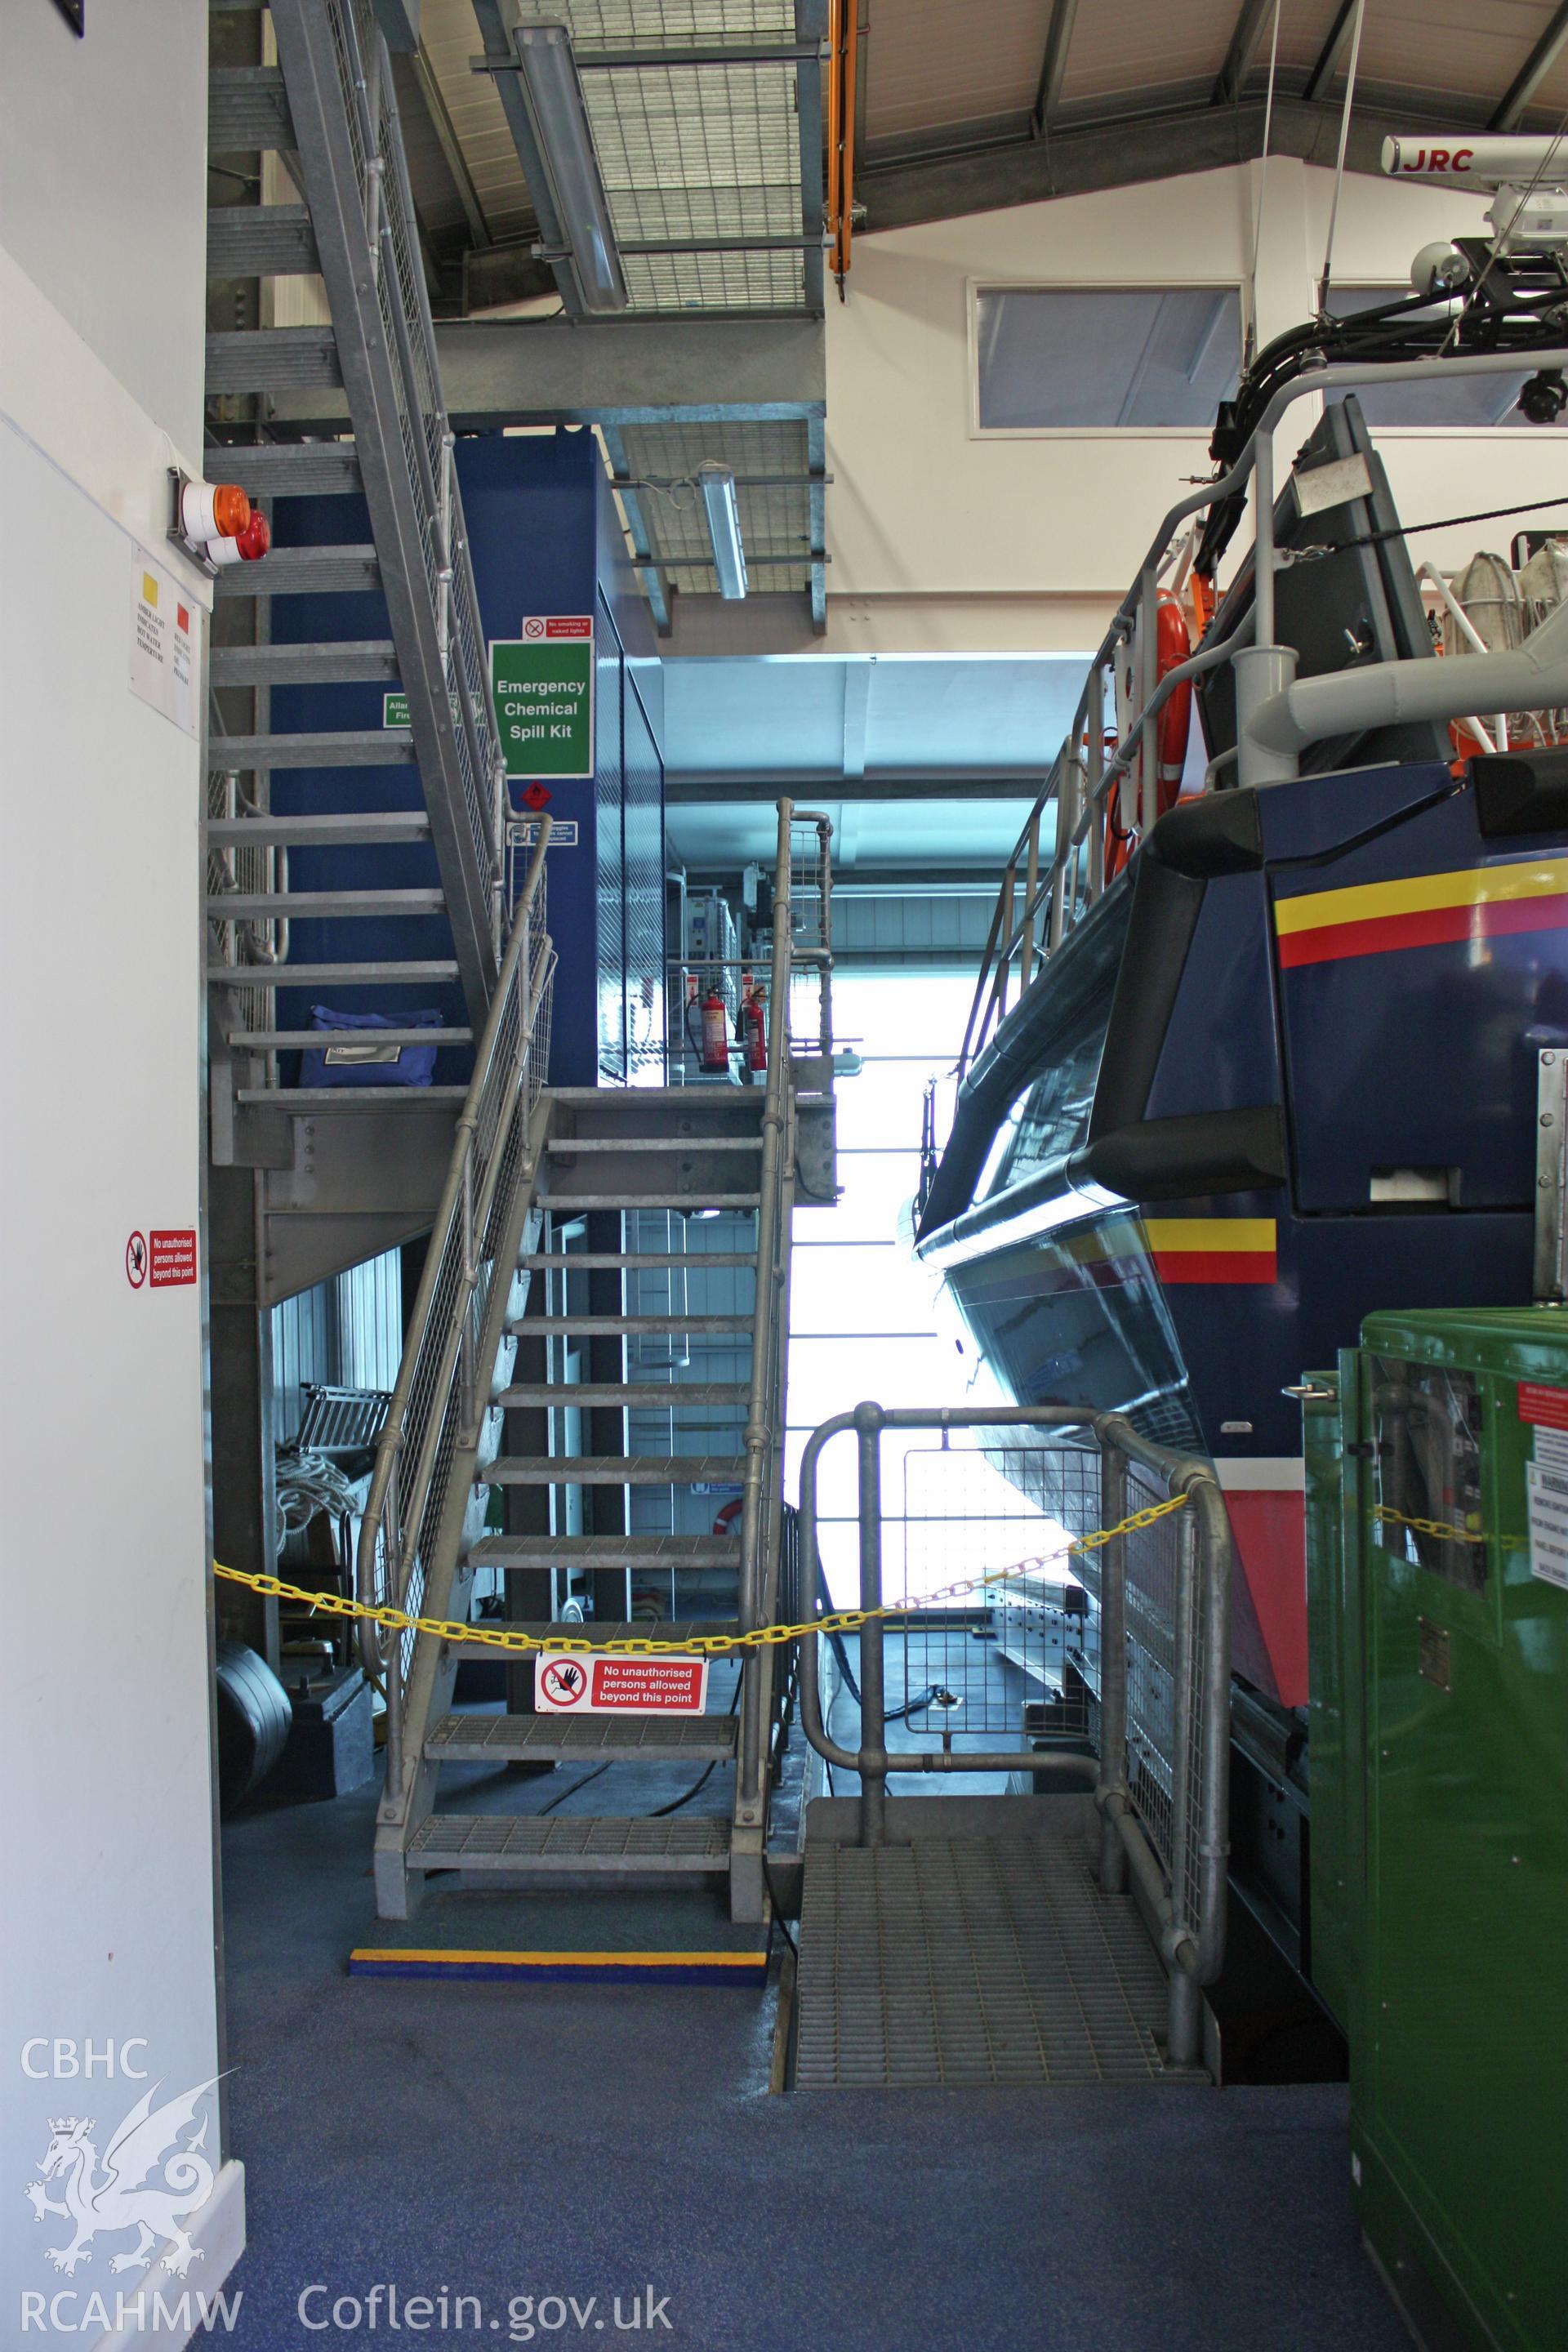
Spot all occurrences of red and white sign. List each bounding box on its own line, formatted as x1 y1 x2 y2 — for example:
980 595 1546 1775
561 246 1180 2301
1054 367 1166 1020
1520 1382 1568 1432
126 1232 148 1289
149 1228 198 1287
522 614 593 642
534 1653 709 1713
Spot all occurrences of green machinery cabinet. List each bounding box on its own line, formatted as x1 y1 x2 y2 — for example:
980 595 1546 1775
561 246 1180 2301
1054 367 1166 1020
1334 1309 1568 2352
1301 1362 1361 2036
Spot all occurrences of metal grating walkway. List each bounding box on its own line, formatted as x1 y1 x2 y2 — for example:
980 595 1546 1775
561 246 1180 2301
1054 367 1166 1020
795 1834 1172 2089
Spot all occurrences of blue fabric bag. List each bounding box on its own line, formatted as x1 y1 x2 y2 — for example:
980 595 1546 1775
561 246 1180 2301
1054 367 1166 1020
300 1004 443 1089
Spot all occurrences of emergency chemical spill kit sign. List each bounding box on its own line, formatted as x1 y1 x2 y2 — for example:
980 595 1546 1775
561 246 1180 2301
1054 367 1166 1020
491 615 594 779
534 1653 708 1713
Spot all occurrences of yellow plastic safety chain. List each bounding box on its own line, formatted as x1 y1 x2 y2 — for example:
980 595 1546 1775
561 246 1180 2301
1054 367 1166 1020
212 1491 1190 1658
1373 1505 1488 1546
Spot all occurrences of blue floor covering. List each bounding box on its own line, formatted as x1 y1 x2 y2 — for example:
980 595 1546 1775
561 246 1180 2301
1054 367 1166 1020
209 1780 1408 2351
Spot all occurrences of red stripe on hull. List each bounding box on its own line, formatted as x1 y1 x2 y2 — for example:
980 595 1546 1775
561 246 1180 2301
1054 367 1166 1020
1223 1489 1307 1708
1277 889 1568 969
1153 1250 1277 1284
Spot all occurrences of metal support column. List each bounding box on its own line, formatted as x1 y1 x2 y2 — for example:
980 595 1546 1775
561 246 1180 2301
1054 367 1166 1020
208 1167 281 1671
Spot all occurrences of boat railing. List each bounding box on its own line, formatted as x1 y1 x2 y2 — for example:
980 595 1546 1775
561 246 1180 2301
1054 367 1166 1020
956 344 1568 1086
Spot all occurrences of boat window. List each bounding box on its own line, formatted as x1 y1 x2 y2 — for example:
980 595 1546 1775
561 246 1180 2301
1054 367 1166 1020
981 893 1134 1198
973 286 1242 432
1325 286 1556 426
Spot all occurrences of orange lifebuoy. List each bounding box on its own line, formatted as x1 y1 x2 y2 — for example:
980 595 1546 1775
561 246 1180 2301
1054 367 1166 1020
713 1495 743 1539
1106 590 1192 880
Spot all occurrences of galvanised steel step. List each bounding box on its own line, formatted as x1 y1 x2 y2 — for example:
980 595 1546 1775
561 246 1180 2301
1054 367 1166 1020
224 442 363 500
208 66 294 151
212 729 415 768
216 546 379 597
205 888 444 918
446 1616 739 1659
499 1383 748 1410
550 1088 762 1111
207 327 342 393
207 959 460 987
468 1535 741 1574
510 1316 751 1338
483 1455 749 1486
424 1713 739 1764
207 812 430 847
537 1194 763 1214
211 640 398 688
207 204 319 278
234 1085 468 1109
546 1136 761 1154
406 1814 731 1874
520 1252 753 1271
229 1026 473 1049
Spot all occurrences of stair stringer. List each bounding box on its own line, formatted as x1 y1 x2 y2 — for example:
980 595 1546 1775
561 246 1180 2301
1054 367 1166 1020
372 1093 553 1919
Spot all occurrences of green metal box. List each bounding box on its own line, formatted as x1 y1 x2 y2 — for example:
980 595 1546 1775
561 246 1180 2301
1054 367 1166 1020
1340 1308 1568 2351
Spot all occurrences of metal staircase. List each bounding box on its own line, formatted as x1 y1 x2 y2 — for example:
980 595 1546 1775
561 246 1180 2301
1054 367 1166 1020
363 811 815 1927
205 0 505 1298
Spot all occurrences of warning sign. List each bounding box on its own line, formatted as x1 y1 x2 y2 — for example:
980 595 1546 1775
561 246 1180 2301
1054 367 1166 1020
149 1229 198 1287
534 1654 709 1713
129 550 197 737
491 619 594 779
126 1232 147 1290
1520 1382 1568 1432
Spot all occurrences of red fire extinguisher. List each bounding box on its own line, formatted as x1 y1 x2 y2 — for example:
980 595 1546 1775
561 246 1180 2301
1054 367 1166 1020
700 989 729 1074
746 985 767 1074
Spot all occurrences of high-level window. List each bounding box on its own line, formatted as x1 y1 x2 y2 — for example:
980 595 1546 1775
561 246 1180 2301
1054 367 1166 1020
972 283 1243 433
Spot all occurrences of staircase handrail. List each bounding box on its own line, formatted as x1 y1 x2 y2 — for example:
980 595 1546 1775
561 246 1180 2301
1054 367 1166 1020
355 826 555 1789
736 801 804 1815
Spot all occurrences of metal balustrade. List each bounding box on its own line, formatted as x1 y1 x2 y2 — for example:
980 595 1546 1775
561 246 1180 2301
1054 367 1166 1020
795 1401 1232 2068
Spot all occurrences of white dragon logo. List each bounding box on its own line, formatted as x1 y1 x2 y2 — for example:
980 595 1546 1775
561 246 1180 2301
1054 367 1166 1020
24 2078 218 2278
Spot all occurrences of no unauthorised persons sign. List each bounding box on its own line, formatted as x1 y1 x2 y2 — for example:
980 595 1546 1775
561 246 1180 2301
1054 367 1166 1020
534 1654 708 1713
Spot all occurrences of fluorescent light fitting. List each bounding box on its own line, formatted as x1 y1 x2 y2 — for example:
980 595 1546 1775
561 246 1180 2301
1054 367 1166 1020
698 466 748 601
511 21 628 314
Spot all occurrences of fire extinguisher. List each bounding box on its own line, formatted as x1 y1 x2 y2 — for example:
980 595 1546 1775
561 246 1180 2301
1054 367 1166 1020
700 989 729 1075
746 986 767 1074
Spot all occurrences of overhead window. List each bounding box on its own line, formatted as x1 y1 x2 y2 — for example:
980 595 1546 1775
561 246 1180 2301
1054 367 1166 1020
1325 286 1557 427
973 284 1242 433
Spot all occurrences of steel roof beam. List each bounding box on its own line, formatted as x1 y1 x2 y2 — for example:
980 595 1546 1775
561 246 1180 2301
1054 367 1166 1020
1490 2 1568 131
858 92 1470 232
1303 0 1359 102
434 314 825 428
1031 0 1079 138
1213 0 1275 107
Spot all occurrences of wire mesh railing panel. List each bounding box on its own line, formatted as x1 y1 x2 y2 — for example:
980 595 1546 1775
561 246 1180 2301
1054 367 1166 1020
354 868 553 1695
304 0 506 912
892 1444 1101 1745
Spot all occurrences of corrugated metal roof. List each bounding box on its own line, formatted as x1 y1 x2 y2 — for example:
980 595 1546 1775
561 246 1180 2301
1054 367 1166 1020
1058 0 1234 118
862 0 1053 143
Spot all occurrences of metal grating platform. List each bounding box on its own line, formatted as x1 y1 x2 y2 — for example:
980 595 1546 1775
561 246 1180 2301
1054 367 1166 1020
407 1813 732 1873
795 1835 1173 2089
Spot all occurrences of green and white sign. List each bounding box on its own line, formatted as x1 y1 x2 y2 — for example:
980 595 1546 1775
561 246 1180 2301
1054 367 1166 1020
490 616 595 779
383 691 410 728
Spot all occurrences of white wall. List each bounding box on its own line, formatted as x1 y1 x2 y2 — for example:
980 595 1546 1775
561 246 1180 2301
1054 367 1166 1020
826 159 1556 653
0 6 244 2343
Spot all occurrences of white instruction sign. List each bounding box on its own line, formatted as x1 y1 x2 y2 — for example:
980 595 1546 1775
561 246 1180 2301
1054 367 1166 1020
129 550 197 737
1526 1453 1568 1590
